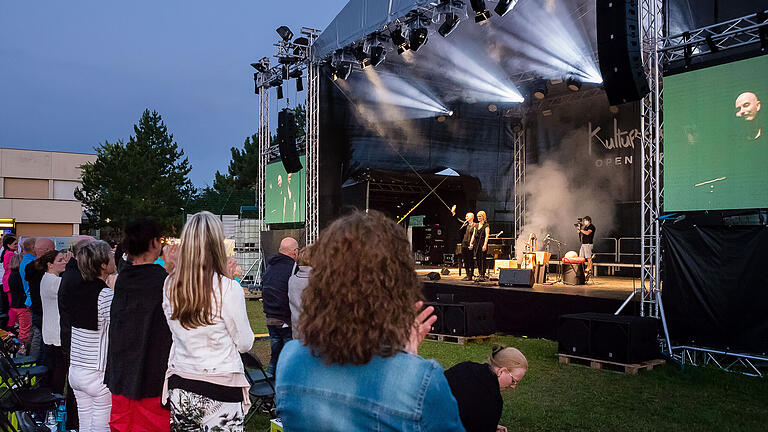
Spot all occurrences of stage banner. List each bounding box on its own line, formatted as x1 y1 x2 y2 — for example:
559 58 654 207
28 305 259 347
662 223 768 353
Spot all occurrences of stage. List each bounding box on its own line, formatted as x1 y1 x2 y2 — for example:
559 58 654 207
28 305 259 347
417 268 637 340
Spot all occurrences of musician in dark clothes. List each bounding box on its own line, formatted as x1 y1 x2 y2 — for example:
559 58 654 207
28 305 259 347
444 345 528 432
452 207 477 281
470 210 491 282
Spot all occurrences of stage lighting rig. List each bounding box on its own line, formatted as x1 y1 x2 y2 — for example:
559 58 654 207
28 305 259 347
469 0 491 23
354 45 371 68
276 26 294 42
409 27 428 51
494 0 519 17
335 63 353 80
250 57 270 73
289 68 304 91
369 45 386 67
391 26 410 54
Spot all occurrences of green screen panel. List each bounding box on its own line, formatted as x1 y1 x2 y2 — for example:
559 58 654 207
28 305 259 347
265 156 306 224
664 55 768 211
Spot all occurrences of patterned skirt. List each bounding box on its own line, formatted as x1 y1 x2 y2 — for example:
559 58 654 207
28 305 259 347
168 388 244 432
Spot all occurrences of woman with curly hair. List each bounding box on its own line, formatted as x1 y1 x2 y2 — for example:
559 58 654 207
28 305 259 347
275 210 465 431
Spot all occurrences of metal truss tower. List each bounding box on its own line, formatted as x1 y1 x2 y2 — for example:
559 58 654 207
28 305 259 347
639 0 664 318
305 44 320 245
256 86 270 283
512 128 526 238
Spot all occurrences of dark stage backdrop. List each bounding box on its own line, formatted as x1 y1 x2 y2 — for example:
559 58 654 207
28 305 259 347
320 75 642 238
662 223 768 353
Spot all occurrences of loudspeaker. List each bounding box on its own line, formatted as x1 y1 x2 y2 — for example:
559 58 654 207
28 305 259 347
436 293 455 303
596 0 649 105
558 315 592 357
426 272 441 281
558 313 660 363
277 108 302 173
424 302 443 334
443 302 495 336
498 268 534 288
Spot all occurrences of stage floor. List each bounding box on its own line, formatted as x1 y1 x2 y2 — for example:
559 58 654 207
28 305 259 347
415 267 636 301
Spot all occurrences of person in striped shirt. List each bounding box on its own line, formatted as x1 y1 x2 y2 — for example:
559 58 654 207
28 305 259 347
68 240 115 432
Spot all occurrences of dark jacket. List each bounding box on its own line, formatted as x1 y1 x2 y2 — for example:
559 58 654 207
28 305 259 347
105 264 172 399
261 253 296 323
8 269 27 309
445 361 503 432
24 262 44 317
58 258 84 358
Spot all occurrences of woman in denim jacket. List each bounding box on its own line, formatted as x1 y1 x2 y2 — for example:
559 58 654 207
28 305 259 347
275 210 465 431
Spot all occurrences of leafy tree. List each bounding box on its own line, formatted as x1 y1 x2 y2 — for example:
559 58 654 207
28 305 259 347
76 109 194 235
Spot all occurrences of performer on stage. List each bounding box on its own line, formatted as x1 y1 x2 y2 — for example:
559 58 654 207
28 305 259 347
470 211 491 282
456 211 476 281
576 216 595 276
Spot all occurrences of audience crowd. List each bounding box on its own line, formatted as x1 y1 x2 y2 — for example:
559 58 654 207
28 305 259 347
0 209 526 432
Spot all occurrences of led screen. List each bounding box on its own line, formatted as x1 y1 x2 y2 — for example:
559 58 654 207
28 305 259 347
265 156 305 224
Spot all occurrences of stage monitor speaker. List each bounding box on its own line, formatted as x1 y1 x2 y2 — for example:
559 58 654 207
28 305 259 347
558 313 660 363
277 108 302 173
558 314 592 357
424 302 443 334
436 293 455 303
498 268 534 288
596 0 649 105
442 302 495 336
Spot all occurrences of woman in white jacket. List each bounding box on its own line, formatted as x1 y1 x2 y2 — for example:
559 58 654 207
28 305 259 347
162 211 254 431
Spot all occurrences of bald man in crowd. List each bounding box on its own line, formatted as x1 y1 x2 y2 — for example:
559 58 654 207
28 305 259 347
735 91 762 141
262 237 299 375
25 238 56 360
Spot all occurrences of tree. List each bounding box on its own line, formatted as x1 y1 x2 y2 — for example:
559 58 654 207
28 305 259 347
76 109 194 235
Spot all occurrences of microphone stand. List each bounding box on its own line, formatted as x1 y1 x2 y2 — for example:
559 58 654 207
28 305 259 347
545 235 566 283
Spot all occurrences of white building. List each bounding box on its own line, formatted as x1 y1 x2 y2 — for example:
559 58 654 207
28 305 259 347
0 148 96 236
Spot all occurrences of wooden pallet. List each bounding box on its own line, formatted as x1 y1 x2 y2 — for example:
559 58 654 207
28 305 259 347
558 354 665 375
425 333 492 345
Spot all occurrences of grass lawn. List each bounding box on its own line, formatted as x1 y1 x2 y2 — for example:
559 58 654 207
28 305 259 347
244 300 768 431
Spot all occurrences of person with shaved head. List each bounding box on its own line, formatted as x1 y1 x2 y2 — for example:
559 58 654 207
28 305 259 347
735 91 762 141
262 237 299 375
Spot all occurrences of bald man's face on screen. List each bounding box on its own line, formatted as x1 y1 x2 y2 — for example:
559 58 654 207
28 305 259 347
735 92 761 122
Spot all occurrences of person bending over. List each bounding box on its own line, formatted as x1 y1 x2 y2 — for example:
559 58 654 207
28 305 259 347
445 346 528 432
275 210 465 431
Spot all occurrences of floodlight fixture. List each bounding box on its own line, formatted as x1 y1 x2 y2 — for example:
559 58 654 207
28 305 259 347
250 57 270 73
293 36 309 46
532 80 548 99
494 0 519 17
354 45 371 68
336 63 353 80
276 26 294 42
370 45 386 67
276 85 284 99
469 0 492 23
488 103 498 112
288 68 303 79
409 27 429 52
565 76 582 92
391 27 410 54
269 77 283 87
438 13 461 37
296 76 304 92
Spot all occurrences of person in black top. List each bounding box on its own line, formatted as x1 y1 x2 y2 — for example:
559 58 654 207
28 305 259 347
105 219 173 431
25 238 55 362
470 211 491 282
577 216 596 276
262 237 299 375
445 345 528 432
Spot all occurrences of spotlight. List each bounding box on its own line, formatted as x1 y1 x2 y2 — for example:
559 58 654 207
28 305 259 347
289 68 304 91
293 36 309 46
269 77 283 87
566 76 582 92
253 73 259 94
276 26 293 42
488 103 498 112
335 63 353 80
296 76 304 92
448 110 454 116
532 80 548 99
391 27 410 54
438 13 461 37
276 85 284 99
370 45 386 67
494 0 519 17
437 115 447 123
354 46 371 68
470 0 492 23
250 57 269 73
409 27 428 52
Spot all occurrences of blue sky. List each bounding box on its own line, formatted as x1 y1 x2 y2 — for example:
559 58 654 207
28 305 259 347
0 0 348 186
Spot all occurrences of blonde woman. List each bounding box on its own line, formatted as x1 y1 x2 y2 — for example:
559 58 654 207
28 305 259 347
445 346 528 432
469 210 491 282
162 211 254 431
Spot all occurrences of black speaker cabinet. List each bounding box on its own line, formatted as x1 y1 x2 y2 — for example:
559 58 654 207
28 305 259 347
442 302 495 336
277 108 302 173
558 313 660 363
436 293 455 303
424 302 443 334
596 0 649 105
498 268 534 288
